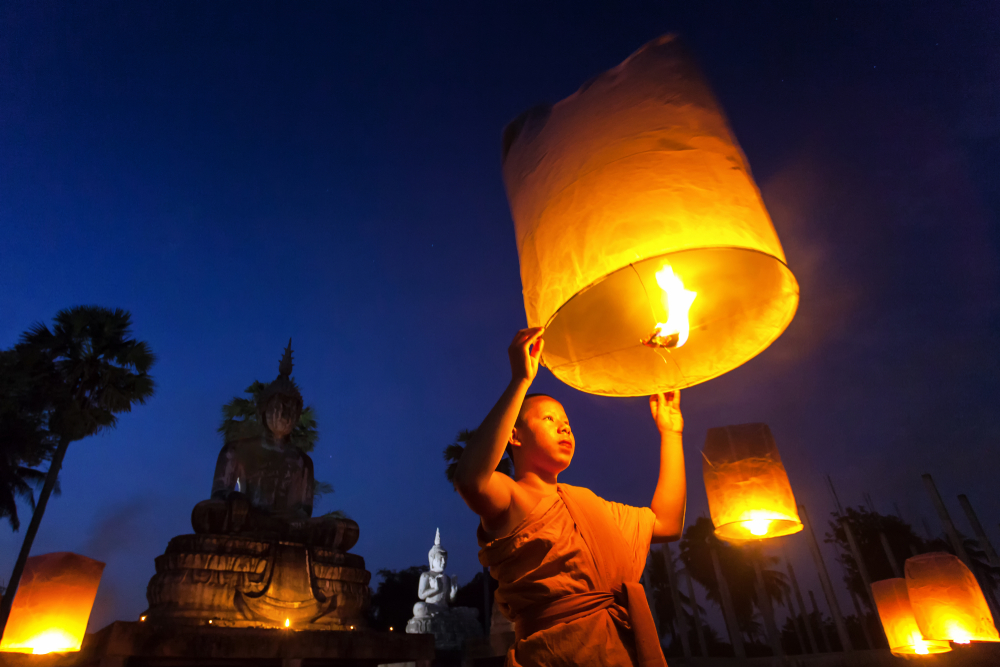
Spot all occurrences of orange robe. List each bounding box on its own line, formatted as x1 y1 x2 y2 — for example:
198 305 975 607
479 483 667 667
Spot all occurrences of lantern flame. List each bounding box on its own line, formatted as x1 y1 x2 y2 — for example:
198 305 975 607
284 618 290 628
11 628 79 655
747 518 771 536
643 264 696 349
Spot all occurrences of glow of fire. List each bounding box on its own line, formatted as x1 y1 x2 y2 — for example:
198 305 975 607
17 628 78 655
747 519 771 536
284 619 290 628
653 265 696 348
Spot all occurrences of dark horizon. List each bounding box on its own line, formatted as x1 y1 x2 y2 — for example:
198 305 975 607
1 1 997 632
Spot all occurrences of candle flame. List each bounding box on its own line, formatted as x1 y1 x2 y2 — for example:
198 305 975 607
644 264 696 349
285 619 290 628
748 519 771 536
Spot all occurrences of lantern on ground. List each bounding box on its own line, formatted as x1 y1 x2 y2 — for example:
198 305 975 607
0 552 105 654
905 552 1000 644
702 423 802 541
502 34 798 396
872 578 951 656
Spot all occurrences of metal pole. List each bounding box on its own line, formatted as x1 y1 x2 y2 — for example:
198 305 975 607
958 495 1000 566
784 587 807 654
786 557 818 653
921 474 972 566
663 543 691 658
808 590 832 652
848 589 872 649
799 504 853 652
840 517 878 612
710 545 746 659
752 552 784 659
685 567 708 657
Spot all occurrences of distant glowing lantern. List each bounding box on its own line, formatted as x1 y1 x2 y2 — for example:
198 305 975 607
702 423 802 541
906 552 1000 644
0 552 105 654
502 34 798 396
872 578 951 656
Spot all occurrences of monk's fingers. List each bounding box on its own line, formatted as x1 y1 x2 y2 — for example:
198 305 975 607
530 338 545 360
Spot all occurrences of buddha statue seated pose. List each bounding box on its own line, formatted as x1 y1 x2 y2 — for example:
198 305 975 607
144 343 369 629
406 529 482 649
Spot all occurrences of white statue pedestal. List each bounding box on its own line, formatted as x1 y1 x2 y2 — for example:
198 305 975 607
405 607 482 650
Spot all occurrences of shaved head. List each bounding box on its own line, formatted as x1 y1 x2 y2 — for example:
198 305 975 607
515 393 558 426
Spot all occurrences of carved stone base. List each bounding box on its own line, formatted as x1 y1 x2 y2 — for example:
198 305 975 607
144 533 370 630
405 607 482 651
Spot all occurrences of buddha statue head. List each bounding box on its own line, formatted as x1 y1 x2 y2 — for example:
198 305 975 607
428 528 447 573
257 340 304 443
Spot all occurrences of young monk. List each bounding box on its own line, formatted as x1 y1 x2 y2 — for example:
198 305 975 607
455 327 687 667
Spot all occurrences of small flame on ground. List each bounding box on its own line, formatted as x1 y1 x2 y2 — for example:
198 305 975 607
140 615 146 622
389 626 394 631
643 264 697 349
747 519 771 536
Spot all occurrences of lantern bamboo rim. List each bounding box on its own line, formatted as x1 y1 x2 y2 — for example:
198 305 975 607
889 640 952 656
538 246 799 397
713 518 803 542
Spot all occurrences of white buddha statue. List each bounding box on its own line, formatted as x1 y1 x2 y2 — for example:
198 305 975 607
412 529 458 618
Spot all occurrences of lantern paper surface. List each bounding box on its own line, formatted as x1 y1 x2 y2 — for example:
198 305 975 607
702 423 802 541
0 552 105 654
872 578 951 656
905 552 1000 644
502 34 799 396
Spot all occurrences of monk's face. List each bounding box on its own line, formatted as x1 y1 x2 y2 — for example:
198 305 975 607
510 396 574 475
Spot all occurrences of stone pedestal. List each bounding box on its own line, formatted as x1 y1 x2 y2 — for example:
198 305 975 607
144 533 370 629
405 607 482 651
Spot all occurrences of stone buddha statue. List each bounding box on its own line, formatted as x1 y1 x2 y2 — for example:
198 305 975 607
406 529 481 649
144 343 370 630
412 529 458 619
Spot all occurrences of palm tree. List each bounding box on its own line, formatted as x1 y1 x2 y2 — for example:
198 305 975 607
218 380 319 451
0 348 60 530
217 381 334 504
443 429 513 488
678 517 787 642
0 306 155 633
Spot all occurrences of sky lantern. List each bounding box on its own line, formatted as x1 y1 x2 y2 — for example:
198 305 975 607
872 578 951 656
702 423 802 541
0 552 105 654
502 34 798 396
905 552 1000 644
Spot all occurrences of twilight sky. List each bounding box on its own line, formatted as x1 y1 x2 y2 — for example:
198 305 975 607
1 1 997 631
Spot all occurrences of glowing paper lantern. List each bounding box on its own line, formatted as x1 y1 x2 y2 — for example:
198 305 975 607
872 578 951 656
0 552 105 654
905 552 1000 644
702 423 802 541
502 34 798 396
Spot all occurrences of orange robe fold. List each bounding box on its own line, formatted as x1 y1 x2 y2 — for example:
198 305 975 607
479 483 667 667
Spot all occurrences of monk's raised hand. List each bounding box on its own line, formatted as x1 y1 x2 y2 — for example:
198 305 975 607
650 391 683 434
508 327 545 384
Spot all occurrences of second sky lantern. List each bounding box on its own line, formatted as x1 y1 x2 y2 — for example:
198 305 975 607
502 34 799 396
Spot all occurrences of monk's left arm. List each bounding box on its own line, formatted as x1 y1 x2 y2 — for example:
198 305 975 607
649 392 686 543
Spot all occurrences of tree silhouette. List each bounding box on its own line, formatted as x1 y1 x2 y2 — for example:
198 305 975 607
443 429 512 488
824 506 932 609
218 380 336 506
0 306 155 634
368 566 425 632
678 517 787 641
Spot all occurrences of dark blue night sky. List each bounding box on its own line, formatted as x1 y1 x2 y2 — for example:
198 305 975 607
1 2 997 630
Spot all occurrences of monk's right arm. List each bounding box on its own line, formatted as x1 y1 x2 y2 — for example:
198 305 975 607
454 328 543 518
